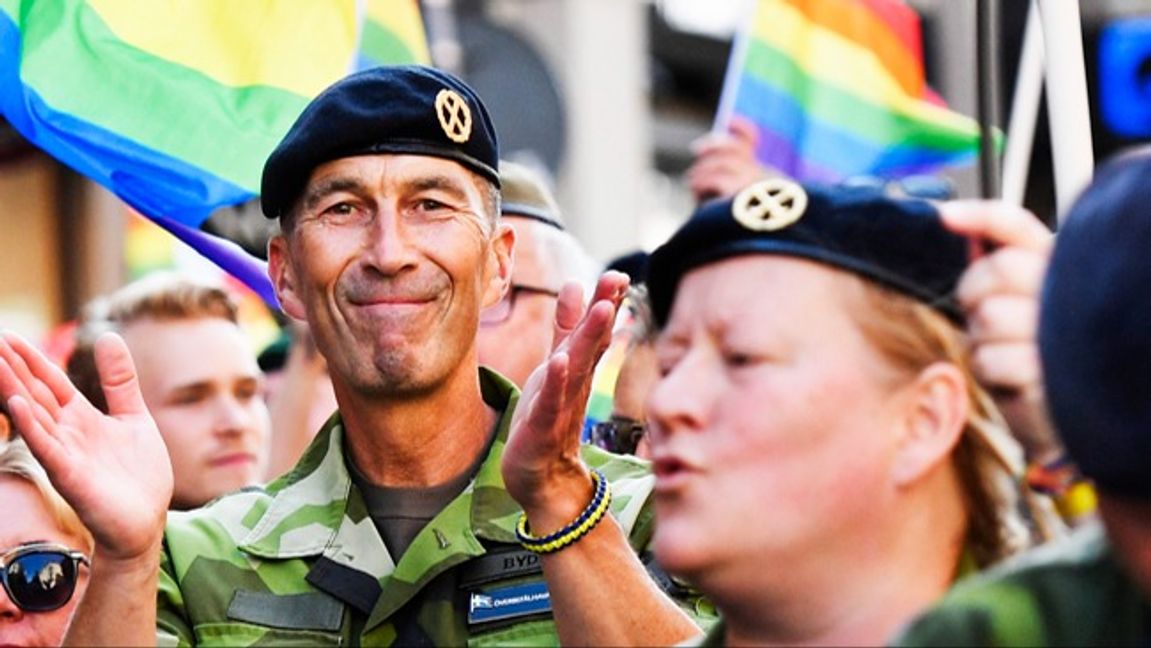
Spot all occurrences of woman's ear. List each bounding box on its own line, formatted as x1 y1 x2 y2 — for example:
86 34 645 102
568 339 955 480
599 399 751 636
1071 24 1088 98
891 362 970 487
267 235 307 321
482 222 515 310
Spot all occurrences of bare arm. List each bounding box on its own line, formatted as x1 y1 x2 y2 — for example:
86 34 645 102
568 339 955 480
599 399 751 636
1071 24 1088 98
502 273 702 646
687 116 775 203
0 332 172 646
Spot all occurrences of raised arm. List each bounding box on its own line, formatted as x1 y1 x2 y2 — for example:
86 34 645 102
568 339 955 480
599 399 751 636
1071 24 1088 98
937 202 1061 464
0 331 172 646
501 272 703 646
687 116 775 203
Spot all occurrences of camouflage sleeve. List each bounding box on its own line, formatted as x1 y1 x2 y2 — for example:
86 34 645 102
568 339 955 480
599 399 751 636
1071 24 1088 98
156 537 194 647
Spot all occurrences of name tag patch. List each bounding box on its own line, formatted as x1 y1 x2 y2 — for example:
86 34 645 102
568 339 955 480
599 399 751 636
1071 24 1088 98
467 581 552 625
458 548 542 588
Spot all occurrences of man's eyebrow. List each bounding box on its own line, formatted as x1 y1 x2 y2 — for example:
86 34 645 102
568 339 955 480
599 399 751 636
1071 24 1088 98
405 174 469 200
302 177 365 212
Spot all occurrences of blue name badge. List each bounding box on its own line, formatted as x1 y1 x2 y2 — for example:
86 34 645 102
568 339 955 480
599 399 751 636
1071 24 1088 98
467 581 552 625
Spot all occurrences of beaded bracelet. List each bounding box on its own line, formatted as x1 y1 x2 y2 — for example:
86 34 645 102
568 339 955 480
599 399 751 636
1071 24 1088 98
515 468 613 554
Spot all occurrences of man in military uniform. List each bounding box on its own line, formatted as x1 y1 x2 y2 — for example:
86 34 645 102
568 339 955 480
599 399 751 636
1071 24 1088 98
0 66 710 645
895 152 1151 646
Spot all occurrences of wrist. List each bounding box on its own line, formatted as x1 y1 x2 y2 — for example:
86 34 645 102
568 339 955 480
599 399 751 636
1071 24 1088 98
517 468 613 554
90 539 162 581
519 464 595 536
92 531 164 568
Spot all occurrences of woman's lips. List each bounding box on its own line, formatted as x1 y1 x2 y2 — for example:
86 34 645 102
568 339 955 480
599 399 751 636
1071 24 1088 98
652 454 699 493
209 452 256 469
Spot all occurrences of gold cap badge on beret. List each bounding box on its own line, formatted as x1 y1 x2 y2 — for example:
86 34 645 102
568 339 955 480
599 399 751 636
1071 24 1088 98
435 88 473 143
732 178 808 232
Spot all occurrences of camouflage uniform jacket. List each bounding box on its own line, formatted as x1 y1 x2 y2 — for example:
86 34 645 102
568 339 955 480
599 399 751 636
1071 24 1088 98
894 522 1150 646
156 369 712 646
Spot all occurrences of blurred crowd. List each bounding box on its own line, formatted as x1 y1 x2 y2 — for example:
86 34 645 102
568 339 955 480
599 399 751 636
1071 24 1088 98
0 63 1147 647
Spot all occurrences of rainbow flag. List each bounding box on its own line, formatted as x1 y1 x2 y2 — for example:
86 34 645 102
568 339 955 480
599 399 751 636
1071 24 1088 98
358 0 431 70
0 0 426 303
718 0 983 182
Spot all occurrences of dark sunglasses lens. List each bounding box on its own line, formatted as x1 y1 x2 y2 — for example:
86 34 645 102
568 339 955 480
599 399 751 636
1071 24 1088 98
591 421 643 455
590 423 615 452
6 552 77 611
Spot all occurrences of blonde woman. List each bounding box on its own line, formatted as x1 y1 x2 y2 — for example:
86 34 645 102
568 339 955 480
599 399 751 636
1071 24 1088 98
644 180 1060 646
0 438 93 646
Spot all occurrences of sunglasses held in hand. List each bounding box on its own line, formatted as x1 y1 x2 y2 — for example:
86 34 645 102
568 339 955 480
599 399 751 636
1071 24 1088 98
0 543 89 612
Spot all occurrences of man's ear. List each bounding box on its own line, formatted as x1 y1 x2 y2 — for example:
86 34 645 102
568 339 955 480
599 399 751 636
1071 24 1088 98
267 234 307 321
891 362 969 488
482 222 516 310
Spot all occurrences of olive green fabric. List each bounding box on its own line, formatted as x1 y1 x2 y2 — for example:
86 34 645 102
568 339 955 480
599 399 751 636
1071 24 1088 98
894 523 1150 647
155 369 715 646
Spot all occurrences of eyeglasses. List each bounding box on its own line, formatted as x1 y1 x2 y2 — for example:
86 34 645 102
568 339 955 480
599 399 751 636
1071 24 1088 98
480 284 561 326
590 417 647 455
0 543 89 612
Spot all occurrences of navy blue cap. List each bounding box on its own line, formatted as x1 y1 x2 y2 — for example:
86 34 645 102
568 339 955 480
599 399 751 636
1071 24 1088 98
261 65 500 219
647 179 970 327
1039 152 1151 499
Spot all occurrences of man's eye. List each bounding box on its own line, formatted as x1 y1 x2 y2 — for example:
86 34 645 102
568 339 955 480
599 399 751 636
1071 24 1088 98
416 198 448 212
323 202 355 216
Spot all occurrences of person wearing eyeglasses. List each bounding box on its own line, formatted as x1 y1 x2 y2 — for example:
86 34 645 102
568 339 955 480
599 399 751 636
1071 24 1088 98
0 437 93 647
476 160 600 388
590 286 657 458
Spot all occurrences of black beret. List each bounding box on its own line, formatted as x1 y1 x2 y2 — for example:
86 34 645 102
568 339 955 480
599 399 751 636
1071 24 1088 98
647 179 970 328
1039 151 1151 499
261 65 499 219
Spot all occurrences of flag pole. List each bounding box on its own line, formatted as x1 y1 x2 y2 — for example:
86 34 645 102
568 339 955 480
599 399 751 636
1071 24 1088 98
1002 0 1044 207
976 0 1002 199
713 0 756 134
1037 0 1093 218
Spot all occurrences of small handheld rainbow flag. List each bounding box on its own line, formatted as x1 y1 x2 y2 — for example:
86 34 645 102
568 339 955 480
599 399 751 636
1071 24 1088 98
0 0 427 303
717 0 983 182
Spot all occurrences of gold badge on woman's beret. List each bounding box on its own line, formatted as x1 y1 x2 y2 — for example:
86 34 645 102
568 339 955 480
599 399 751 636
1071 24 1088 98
435 89 473 143
732 178 808 232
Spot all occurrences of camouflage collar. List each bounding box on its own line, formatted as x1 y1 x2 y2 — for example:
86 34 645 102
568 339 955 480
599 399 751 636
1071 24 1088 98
238 419 356 559
468 369 523 545
238 368 523 560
